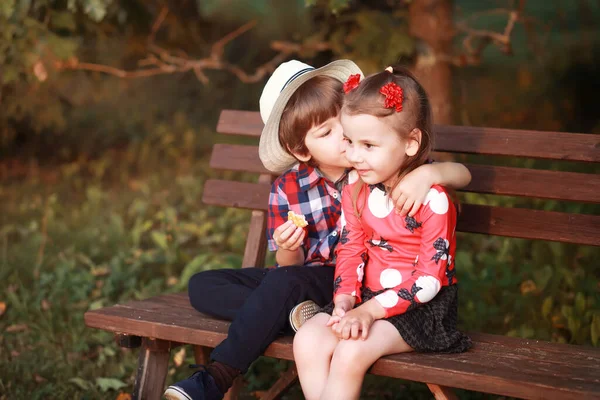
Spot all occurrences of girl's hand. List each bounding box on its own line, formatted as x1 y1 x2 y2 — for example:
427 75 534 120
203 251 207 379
331 299 386 340
332 307 375 340
326 294 355 327
390 164 436 217
273 220 305 251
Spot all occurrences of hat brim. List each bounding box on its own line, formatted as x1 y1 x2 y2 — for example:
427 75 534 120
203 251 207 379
259 59 364 174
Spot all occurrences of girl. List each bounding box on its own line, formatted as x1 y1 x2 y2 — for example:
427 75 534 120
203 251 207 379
293 65 472 400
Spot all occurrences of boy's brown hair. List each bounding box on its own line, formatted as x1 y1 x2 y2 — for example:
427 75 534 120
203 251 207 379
279 75 344 166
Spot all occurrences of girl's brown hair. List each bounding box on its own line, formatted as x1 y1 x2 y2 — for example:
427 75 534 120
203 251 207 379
279 75 343 166
343 65 434 218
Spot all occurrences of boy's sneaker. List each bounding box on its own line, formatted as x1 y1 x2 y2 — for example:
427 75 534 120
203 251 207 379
289 300 320 332
164 366 223 400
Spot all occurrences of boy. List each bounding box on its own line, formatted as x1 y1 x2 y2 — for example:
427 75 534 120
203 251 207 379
164 60 471 400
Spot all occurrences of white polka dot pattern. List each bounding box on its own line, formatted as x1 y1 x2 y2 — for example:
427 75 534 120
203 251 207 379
367 187 394 218
379 268 402 288
415 276 441 303
375 290 399 308
424 188 449 215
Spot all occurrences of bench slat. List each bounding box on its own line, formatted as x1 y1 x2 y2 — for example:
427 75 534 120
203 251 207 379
209 144 270 174
217 110 600 162
202 180 271 211
458 204 599 246
202 179 600 246
98 293 600 365
84 294 600 400
464 163 600 203
210 144 600 203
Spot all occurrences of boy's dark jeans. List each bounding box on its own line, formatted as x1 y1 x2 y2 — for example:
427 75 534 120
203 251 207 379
188 265 334 373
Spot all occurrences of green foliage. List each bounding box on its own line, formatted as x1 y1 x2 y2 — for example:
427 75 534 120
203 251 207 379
0 0 115 149
455 232 599 345
334 10 414 72
0 122 254 398
304 0 351 14
0 0 112 84
78 0 114 22
301 1 415 73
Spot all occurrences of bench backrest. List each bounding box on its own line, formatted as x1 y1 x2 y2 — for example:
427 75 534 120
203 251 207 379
204 110 600 268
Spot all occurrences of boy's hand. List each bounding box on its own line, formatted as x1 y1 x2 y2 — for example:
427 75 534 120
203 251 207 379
273 220 305 251
326 294 355 327
390 164 437 217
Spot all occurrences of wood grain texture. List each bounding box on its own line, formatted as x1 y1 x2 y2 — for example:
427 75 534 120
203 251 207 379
462 163 600 203
241 174 271 268
132 338 172 400
427 384 458 400
209 144 600 203
193 345 211 365
85 294 600 400
217 110 600 162
457 204 600 246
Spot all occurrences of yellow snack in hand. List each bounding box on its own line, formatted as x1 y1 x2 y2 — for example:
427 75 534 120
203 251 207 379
287 211 308 228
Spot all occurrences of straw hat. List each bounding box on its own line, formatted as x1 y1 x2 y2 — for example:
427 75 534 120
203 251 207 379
259 59 363 173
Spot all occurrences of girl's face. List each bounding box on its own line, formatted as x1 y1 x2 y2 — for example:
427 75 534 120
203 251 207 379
341 112 413 187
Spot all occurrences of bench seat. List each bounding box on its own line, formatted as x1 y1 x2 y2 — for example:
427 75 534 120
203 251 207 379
85 292 600 400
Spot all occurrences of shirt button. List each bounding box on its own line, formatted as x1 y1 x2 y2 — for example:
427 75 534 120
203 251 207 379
332 231 338 237
332 192 339 199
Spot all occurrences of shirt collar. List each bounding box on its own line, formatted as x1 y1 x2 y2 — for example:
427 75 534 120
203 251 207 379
297 163 350 192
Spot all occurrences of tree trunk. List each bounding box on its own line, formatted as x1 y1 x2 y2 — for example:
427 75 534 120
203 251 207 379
409 0 454 124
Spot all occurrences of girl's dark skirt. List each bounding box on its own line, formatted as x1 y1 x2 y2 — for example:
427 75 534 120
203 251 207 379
320 285 472 353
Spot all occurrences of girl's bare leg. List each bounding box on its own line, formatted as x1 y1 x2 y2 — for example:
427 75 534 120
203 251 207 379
319 320 413 400
293 313 339 400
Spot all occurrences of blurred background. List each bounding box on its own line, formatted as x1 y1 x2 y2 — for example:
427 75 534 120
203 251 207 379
0 0 598 398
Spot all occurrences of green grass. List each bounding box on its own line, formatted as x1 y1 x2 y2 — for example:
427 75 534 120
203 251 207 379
0 131 598 399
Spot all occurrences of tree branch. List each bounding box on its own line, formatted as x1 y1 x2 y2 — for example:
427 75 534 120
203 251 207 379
148 5 169 45
55 7 330 84
442 1 531 66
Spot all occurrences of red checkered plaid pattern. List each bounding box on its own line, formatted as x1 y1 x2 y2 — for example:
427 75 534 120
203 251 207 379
267 163 349 267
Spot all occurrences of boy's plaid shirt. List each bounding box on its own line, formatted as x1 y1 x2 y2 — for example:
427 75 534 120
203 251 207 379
267 163 350 267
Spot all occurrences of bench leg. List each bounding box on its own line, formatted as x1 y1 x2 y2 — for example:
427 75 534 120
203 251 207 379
132 338 172 400
223 376 243 400
426 383 457 400
260 364 298 400
193 345 212 365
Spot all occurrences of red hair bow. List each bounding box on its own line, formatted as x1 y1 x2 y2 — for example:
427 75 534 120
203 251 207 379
343 74 361 94
380 82 404 112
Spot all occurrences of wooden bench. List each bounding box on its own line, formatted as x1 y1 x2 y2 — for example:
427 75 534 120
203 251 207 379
85 109 600 400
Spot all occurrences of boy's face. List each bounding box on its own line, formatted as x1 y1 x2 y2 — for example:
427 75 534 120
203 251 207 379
294 115 352 174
